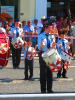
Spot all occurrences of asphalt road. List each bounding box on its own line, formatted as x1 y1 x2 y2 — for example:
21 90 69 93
0 57 75 94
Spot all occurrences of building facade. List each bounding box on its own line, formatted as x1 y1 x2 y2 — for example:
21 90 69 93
19 0 47 21
0 0 75 21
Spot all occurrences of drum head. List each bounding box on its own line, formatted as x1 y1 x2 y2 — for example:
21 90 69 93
12 37 24 49
42 48 61 65
42 48 55 57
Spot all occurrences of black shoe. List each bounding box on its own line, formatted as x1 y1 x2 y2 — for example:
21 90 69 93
62 76 68 78
13 66 16 69
47 90 54 93
29 75 33 80
16 67 20 69
13 67 16 69
57 74 61 78
41 91 46 93
23 77 28 80
16 66 20 69
13 66 20 69
29 77 34 81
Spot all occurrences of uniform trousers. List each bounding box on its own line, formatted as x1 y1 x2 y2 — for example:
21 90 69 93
38 52 53 93
57 60 67 78
12 48 21 68
24 59 33 79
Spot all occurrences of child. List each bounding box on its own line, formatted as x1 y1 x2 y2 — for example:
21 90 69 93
56 30 71 78
24 40 34 80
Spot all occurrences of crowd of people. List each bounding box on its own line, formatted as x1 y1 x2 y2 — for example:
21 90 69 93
0 16 75 93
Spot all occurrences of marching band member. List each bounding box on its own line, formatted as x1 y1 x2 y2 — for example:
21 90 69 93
70 19 75 58
38 19 55 93
56 30 71 78
24 40 35 80
10 20 23 69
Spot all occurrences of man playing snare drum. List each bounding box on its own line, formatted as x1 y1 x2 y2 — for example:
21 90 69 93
10 19 23 69
38 18 56 93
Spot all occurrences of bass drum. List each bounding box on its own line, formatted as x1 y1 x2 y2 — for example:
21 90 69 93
0 32 10 67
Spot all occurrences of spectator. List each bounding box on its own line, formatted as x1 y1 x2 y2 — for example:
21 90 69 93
23 20 36 47
22 20 27 28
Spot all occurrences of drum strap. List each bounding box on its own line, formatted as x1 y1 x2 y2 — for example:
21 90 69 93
46 35 50 49
62 40 66 50
26 47 28 58
16 28 19 37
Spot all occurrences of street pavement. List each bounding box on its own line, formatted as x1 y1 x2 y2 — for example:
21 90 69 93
0 57 75 94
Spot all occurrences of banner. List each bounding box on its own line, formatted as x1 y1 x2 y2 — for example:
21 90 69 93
1 6 14 19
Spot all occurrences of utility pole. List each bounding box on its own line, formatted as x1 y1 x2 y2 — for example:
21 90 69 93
64 0 71 18
67 0 71 19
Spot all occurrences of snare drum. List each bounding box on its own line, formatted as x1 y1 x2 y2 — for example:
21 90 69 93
42 48 61 65
50 59 62 72
12 37 24 49
60 49 73 62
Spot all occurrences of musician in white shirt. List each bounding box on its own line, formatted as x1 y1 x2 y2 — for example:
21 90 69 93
38 19 55 93
24 40 34 80
10 20 23 69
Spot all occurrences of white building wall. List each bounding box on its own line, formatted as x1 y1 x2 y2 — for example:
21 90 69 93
35 0 47 21
19 0 47 21
19 0 36 21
